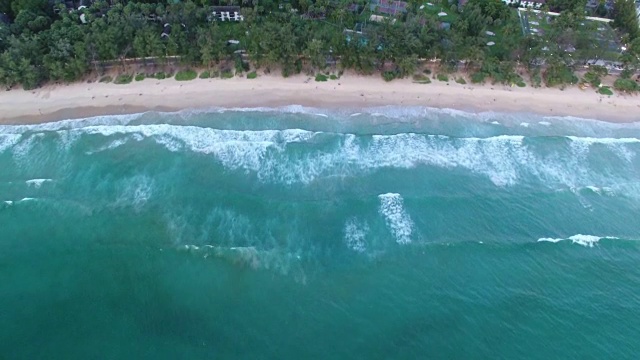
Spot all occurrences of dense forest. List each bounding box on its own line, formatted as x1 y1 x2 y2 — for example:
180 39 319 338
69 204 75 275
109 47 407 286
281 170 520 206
0 0 639 90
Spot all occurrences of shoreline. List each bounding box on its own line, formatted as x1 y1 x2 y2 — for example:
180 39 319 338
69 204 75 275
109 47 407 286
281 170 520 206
1 73 638 124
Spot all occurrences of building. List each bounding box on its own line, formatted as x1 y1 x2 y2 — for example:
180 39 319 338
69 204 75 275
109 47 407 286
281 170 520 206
161 23 171 38
501 0 545 9
0 12 10 25
209 6 244 22
459 0 544 10
370 0 407 15
369 14 396 23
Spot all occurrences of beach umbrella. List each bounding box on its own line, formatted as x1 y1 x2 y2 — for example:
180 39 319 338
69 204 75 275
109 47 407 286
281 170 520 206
438 11 447 16
487 41 495 46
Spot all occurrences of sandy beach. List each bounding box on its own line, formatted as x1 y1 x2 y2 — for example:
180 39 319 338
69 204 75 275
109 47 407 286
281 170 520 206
0 73 638 124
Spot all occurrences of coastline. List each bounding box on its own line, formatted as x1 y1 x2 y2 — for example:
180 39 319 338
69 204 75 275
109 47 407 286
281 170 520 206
1 73 638 124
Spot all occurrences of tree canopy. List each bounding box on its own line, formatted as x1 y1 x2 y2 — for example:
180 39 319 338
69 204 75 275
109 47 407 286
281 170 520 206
0 0 637 89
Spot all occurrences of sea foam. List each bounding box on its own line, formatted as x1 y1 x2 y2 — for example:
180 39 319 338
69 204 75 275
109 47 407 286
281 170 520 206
25 179 52 188
537 234 621 247
46 127 640 189
378 193 414 245
1 119 638 190
115 175 154 211
0 113 143 134
0 134 22 153
344 218 369 252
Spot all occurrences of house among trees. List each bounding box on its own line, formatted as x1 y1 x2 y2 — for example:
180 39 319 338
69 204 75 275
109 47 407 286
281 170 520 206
50 0 75 13
161 23 171 38
348 3 364 13
370 0 408 16
0 12 10 26
370 14 396 23
501 0 545 9
209 6 244 22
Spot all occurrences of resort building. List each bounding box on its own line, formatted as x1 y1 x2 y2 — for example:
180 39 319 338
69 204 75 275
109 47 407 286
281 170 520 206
209 6 244 22
370 0 408 16
0 12 10 25
501 0 545 9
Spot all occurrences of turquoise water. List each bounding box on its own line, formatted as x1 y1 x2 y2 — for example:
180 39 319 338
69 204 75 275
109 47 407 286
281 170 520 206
1 106 640 359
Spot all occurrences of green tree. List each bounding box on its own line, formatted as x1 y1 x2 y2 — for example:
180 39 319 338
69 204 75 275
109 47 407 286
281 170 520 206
613 0 640 39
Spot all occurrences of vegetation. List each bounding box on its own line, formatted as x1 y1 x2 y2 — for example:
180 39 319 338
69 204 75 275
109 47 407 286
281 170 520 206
544 63 579 88
153 72 168 80
99 76 112 83
175 69 197 81
613 0 639 40
247 71 257 79
199 71 210 79
114 74 133 84
221 70 233 79
0 0 637 92
135 73 145 81
599 86 614 95
531 72 543 88
613 78 639 92
382 70 398 82
456 77 466 85
413 73 431 84
582 66 608 87
315 74 328 82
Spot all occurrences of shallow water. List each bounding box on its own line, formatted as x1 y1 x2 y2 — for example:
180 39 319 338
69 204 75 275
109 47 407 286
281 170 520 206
1 106 640 359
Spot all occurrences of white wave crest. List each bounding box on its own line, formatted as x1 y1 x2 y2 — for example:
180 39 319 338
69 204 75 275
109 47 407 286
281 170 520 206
116 175 154 210
70 128 640 188
378 193 414 245
3 122 639 189
580 186 614 196
566 136 640 145
0 134 22 153
537 237 564 243
537 234 620 247
11 133 44 161
25 179 52 188
344 218 369 252
0 113 143 134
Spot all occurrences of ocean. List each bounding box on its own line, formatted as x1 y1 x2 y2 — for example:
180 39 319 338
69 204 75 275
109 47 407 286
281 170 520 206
1 106 639 359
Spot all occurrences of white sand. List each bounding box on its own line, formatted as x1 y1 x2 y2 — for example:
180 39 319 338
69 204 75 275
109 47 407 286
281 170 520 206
0 73 638 123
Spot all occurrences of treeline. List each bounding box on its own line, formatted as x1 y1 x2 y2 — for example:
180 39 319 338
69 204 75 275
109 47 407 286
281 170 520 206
0 0 639 90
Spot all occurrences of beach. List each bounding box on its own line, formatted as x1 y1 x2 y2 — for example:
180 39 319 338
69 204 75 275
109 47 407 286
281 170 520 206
0 72 638 124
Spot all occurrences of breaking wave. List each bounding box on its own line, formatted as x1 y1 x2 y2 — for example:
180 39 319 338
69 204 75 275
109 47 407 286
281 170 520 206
344 218 369 252
537 234 632 247
25 179 52 188
1 112 638 191
378 193 414 245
